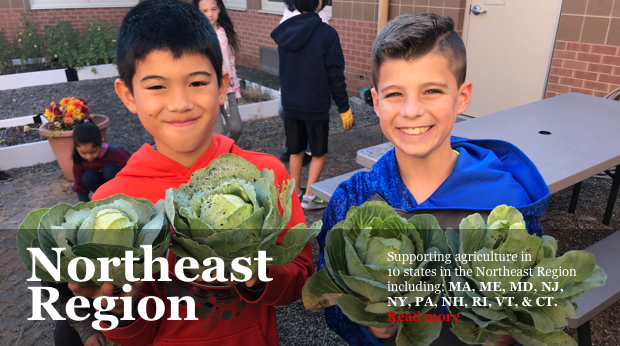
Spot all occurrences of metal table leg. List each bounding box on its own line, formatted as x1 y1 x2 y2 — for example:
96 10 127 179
569 182 582 214
577 321 592 346
603 165 620 226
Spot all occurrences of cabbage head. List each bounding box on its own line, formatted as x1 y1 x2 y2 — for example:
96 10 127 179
164 154 321 279
443 205 607 346
17 194 170 287
302 200 448 346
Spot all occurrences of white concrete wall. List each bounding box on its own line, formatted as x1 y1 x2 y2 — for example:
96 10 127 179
237 79 281 122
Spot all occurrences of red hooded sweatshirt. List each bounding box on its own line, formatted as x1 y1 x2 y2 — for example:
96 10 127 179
92 135 313 346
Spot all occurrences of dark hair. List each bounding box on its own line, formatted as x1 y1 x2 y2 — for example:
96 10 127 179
72 122 103 165
290 0 328 13
193 0 240 55
116 0 223 94
371 13 467 88
285 0 295 12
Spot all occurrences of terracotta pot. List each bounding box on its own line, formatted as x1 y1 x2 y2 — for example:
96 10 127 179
39 114 111 181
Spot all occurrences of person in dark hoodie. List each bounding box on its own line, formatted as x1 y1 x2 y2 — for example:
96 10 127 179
271 0 355 210
318 14 550 346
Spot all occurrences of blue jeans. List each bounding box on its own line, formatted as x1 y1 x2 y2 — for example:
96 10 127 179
77 163 121 202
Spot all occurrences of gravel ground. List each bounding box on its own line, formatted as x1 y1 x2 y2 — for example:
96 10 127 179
0 67 378 156
1 66 619 346
0 124 46 147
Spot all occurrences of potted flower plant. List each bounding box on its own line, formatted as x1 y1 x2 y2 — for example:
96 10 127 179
38 97 110 181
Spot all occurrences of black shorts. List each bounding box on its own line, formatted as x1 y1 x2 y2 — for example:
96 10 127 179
283 118 329 157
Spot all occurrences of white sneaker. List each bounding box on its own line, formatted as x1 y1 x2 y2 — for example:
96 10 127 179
301 195 328 210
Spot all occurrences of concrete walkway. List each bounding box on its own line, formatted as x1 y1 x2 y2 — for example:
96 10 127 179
0 175 75 345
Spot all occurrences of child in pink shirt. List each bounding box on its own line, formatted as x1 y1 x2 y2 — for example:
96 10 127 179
195 0 244 142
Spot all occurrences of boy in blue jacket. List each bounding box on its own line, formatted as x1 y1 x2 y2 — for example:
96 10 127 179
318 14 550 346
271 0 355 210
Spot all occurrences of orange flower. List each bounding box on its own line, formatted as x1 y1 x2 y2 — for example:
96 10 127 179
69 99 80 108
60 97 75 107
45 97 89 129
44 109 54 121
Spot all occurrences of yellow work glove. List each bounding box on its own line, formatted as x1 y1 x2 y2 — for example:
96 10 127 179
339 109 355 131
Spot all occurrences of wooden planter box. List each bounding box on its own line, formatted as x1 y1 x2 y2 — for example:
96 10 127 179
0 115 55 170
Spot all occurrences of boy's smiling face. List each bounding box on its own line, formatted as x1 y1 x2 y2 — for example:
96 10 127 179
115 49 229 162
372 53 472 159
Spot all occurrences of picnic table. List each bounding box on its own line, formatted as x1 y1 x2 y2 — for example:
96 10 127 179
356 92 620 226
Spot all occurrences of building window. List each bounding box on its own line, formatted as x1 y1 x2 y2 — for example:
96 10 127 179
30 0 138 10
260 0 331 18
224 0 246 11
260 0 285 14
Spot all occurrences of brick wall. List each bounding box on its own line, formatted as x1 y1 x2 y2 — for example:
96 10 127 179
547 0 620 98
228 10 280 71
9 0 616 99
0 0 129 39
230 0 466 95
385 0 465 34
547 42 620 98
330 19 376 94
229 10 378 95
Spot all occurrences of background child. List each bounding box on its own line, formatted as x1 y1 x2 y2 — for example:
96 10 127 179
71 121 130 202
281 0 329 24
319 14 550 346
271 0 354 210
277 0 328 168
194 0 243 142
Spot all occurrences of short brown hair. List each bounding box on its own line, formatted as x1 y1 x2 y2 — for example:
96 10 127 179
371 13 467 88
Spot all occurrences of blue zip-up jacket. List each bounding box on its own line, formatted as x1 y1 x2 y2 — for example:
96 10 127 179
270 12 350 121
318 137 551 346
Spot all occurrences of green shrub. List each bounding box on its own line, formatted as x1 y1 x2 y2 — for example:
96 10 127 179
15 13 44 70
0 30 15 74
45 18 79 69
77 20 118 67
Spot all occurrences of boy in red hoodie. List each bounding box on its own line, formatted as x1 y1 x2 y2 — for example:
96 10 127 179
68 1 313 345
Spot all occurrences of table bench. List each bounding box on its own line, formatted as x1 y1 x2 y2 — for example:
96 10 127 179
567 230 620 346
309 168 370 202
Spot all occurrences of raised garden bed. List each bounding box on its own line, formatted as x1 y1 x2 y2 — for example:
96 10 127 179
237 79 280 122
0 115 55 170
0 63 119 91
239 83 273 105
0 123 46 147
